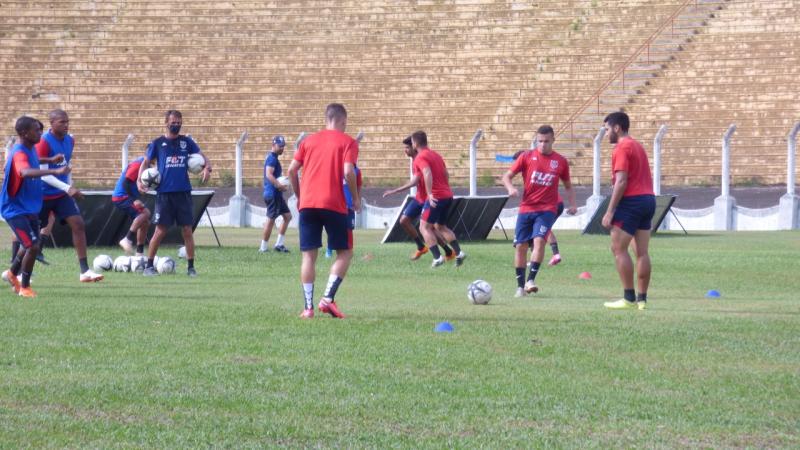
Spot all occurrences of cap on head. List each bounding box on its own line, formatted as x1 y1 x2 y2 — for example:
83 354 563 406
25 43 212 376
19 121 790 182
272 135 286 147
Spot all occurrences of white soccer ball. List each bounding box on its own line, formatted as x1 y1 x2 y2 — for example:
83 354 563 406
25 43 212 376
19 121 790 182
467 280 493 305
140 167 160 189
187 153 205 174
113 255 131 273
277 175 292 190
156 256 176 274
130 256 147 273
177 246 187 259
92 254 113 272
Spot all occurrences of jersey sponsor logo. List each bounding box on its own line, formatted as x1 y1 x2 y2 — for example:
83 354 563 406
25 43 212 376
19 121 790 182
166 155 187 169
529 171 556 187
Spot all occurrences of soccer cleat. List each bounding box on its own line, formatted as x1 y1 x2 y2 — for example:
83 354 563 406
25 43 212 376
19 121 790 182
548 254 562 266
79 270 104 283
445 252 456 262
119 237 135 255
273 245 290 253
431 256 445 268
524 280 539 294
187 267 197 277
410 246 429 260
514 287 526 298
300 308 314 319
18 287 37 298
604 299 637 309
637 301 647 311
455 252 467 267
35 252 50 265
318 298 345 318
258 248 269 253
142 266 158 276
2 270 21 293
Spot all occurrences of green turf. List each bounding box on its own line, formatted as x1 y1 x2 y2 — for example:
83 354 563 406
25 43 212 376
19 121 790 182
0 228 798 448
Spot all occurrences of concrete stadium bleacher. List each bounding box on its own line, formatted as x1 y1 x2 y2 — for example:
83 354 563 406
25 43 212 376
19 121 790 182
0 0 796 186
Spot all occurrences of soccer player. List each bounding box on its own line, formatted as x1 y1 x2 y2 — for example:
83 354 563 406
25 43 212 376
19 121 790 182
1 116 70 297
601 112 655 310
411 131 466 268
288 103 359 319
259 135 292 253
113 156 151 256
501 125 576 297
382 136 454 261
137 110 212 277
36 109 104 282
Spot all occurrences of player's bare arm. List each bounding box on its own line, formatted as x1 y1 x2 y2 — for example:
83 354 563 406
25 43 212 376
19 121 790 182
266 165 286 192
287 160 302 204
602 171 628 229
200 152 212 183
383 174 419 197
344 162 360 213
137 156 152 193
501 170 519 197
422 167 436 207
563 179 578 215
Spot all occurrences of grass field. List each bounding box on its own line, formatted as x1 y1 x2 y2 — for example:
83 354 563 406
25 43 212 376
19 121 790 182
0 228 798 448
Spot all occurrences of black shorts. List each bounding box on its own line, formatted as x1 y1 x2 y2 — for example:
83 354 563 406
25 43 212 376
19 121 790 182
264 193 290 219
6 214 40 249
39 194 80 225
154 191 194 227
298 208 352 251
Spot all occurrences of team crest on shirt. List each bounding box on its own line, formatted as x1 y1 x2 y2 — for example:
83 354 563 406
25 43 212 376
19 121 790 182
179 140 187 151
550 160 559 170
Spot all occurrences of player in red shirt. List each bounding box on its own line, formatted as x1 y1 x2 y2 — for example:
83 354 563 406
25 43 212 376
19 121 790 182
502 125 577 297
288 103 360 319
411 131 466 267
601 112 656 310
382 135 454 261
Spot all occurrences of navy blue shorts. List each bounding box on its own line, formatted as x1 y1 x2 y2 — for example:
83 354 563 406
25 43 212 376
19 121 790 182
299 208 352 251
39 194 80 225
612 194 656 236
154 191 194 227
402 198 424 219
6 214 40 249
514 211 556 246
421 197 452 225
113 197 146 220
264 193 290 219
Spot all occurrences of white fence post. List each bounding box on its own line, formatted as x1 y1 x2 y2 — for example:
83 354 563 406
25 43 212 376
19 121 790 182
469 129 483 196
585 126 607 219
778 122 800 229
228 131 249 227
121 134 134 169
3 136 16 160
714 124 737 230
652 124 668 196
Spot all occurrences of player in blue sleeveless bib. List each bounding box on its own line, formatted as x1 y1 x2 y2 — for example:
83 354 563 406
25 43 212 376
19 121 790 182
137 110 211 277
1 116 71 298
35 109 104 282
259 135 292 253
113 156 151 256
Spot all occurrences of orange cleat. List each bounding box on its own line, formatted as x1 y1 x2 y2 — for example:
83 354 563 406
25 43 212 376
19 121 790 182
318 298 346 319
300 308 314 319
18 287 37 298
2 270 20 294
445 252 456 262
410 246 429 261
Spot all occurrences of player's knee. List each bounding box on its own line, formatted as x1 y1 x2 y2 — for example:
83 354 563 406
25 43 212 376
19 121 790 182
399 215 410 226
70 217 86 233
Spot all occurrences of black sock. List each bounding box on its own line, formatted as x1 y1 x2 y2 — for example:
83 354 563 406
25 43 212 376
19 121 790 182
323 276 343 301
637 292 647 302
429 245 441 259
20 271 31 288
441 244 453 257
450 240 461 255
516 267 525 288
550 242 559 255
414 236 425 250
11 241 20 263
10 252 23 275
188 258 194 269
126 230 136 242
147 258 155 269
624 289 636 302
79 257 89 273
136 244 145 254
527 262 541 282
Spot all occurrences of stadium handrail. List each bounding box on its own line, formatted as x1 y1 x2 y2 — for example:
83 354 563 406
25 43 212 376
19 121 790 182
556 0 698 140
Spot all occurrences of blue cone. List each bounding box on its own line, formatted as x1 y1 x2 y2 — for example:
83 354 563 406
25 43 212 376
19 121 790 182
705 289 721 299
434 322 454 333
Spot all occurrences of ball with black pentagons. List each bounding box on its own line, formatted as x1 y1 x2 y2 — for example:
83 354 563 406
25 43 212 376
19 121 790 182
140 167 160 189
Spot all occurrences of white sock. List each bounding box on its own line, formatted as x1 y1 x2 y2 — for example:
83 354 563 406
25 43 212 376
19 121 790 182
260 240 268 251
302 282 314 310
276 234 285 247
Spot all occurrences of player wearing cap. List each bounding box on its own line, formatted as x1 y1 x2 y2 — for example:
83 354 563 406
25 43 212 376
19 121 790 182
501 125 576 297
2 116 71 297
601 112 655 310
113 156 151 257
288 103 359 319
259 135 292 253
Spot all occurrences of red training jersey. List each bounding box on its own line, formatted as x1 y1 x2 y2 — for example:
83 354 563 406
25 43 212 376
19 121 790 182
413 148 453 200
294 129 359 214
611 136 654 197
509 149 571 214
